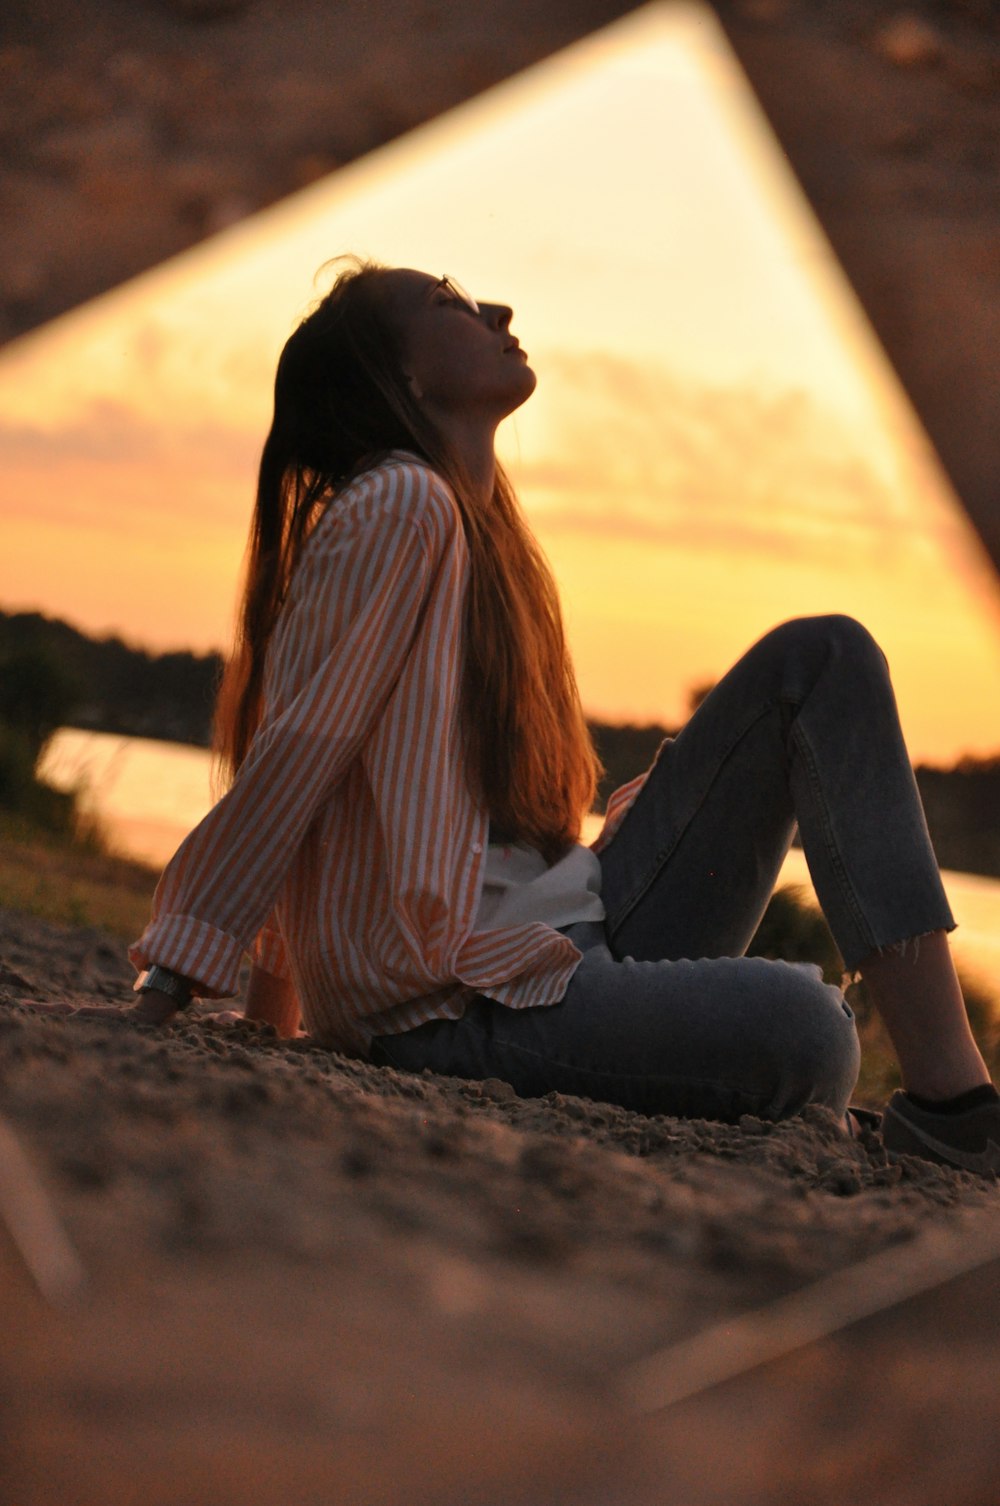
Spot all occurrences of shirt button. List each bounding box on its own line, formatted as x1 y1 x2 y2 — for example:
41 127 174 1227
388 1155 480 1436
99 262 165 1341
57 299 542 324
472 843 483 854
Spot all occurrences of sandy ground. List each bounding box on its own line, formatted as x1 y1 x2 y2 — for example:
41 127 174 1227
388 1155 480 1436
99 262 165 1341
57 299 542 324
1 902 998 1505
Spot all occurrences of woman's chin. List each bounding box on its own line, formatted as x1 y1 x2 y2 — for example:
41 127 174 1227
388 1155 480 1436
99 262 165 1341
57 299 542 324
510 363 538 407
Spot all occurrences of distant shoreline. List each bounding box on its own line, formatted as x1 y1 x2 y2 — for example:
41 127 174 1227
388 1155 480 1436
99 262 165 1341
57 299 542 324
7 606 1000 879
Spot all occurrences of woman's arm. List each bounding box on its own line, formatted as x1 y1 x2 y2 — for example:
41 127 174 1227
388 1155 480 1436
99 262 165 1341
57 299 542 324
128 985 184 1025
244 965 301 1037
129 464 462 1002
109 965 298 1033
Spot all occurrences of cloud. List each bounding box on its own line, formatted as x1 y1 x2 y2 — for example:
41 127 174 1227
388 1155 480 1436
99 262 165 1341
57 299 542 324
0 400 156 466
512 350 950 569
0 399 261 537
0 398 258 473
2 347 985 600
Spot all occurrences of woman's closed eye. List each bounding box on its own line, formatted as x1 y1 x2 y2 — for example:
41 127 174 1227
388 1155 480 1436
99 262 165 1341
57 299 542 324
437 291 478 316
434 275 480 315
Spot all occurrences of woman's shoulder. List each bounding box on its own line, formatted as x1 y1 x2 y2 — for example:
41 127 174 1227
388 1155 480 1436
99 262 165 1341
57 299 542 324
352 450 457 511
334 451 461 543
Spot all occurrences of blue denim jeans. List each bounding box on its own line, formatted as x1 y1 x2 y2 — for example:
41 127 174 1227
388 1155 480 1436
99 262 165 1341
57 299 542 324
372 616 955 1122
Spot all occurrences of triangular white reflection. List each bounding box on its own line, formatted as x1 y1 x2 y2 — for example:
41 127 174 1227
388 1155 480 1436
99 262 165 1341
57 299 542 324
0 0 997 763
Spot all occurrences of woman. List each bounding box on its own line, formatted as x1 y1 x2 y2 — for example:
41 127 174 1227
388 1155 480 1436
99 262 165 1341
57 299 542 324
130 260 999 1172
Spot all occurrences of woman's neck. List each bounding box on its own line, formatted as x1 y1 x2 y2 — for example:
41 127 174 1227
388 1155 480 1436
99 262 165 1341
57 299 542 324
464 442 496 501
429 412 497 502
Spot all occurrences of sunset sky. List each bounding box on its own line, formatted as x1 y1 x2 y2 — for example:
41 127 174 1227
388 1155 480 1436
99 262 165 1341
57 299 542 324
1 0 999 762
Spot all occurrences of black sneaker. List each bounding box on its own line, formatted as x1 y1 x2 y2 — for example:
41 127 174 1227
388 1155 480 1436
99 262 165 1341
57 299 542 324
882 1090 1000 1177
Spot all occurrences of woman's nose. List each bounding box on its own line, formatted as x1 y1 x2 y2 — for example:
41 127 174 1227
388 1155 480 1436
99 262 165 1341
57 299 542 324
481 302 513 330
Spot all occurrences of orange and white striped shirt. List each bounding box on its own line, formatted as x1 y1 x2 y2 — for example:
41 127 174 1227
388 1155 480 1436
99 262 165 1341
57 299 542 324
130 455 642 1054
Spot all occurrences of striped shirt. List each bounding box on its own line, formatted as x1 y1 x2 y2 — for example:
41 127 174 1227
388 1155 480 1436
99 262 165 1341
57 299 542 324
130 454 644 1054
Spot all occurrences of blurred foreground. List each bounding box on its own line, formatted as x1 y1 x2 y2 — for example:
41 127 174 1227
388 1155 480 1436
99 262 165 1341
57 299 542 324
4 0 999 579
0 904 997 1505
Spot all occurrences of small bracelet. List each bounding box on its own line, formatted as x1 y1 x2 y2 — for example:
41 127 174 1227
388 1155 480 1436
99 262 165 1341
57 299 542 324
135 965 193 1009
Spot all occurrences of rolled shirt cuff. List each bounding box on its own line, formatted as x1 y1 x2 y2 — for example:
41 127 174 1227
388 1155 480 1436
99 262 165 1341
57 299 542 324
128 914 246 1000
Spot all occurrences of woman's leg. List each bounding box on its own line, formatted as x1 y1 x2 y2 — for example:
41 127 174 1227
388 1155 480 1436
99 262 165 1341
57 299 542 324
374 614 987 1124
600 613 989 1102
856 935 988 1100
375 617 875 1122
373 926 859 1122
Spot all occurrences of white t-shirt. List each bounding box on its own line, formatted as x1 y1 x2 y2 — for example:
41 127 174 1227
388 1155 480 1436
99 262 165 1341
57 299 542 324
474 839 605 934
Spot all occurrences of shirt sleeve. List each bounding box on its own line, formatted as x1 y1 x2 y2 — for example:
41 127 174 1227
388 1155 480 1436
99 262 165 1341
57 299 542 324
590 771 650 852
129 464 463 997
590 735 675 852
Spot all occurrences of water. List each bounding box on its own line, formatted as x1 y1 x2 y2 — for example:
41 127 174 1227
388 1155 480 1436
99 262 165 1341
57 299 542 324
40 727 1000 1009
39 728 219 872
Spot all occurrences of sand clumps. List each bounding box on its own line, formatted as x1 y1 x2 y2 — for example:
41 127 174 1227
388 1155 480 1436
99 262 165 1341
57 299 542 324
0 903 996 1506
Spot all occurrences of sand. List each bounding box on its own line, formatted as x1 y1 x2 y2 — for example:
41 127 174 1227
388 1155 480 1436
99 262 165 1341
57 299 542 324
1 902 997 1505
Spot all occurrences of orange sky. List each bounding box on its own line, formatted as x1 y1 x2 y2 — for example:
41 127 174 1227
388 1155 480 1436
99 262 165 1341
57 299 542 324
1 0 998 762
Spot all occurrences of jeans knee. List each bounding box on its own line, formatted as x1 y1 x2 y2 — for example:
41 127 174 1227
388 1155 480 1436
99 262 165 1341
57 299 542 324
772 613 882 665
762 614 889 707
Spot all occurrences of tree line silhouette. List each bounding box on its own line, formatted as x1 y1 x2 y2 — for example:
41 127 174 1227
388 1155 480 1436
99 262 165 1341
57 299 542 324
1 607 998 877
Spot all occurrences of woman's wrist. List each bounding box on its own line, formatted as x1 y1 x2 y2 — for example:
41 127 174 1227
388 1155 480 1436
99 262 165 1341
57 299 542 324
134 965 194 1010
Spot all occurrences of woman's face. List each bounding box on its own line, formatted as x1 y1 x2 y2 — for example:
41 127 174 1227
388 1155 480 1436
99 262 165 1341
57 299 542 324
381 268 536 427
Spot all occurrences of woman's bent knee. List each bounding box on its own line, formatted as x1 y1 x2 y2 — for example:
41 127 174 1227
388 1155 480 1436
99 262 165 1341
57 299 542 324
766 613 884 670
748 614 890 724
769 967 860 1119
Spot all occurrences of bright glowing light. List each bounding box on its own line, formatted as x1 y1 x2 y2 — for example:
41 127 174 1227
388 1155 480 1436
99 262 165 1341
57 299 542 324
1 0 998 761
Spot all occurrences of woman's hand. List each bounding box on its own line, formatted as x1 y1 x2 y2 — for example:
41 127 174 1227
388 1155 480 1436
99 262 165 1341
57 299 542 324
10 993 183 1025
14 974 298 1035
126 987 182 1026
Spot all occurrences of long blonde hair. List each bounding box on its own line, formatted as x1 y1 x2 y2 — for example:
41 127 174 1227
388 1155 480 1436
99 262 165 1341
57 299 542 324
213 260 601 861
